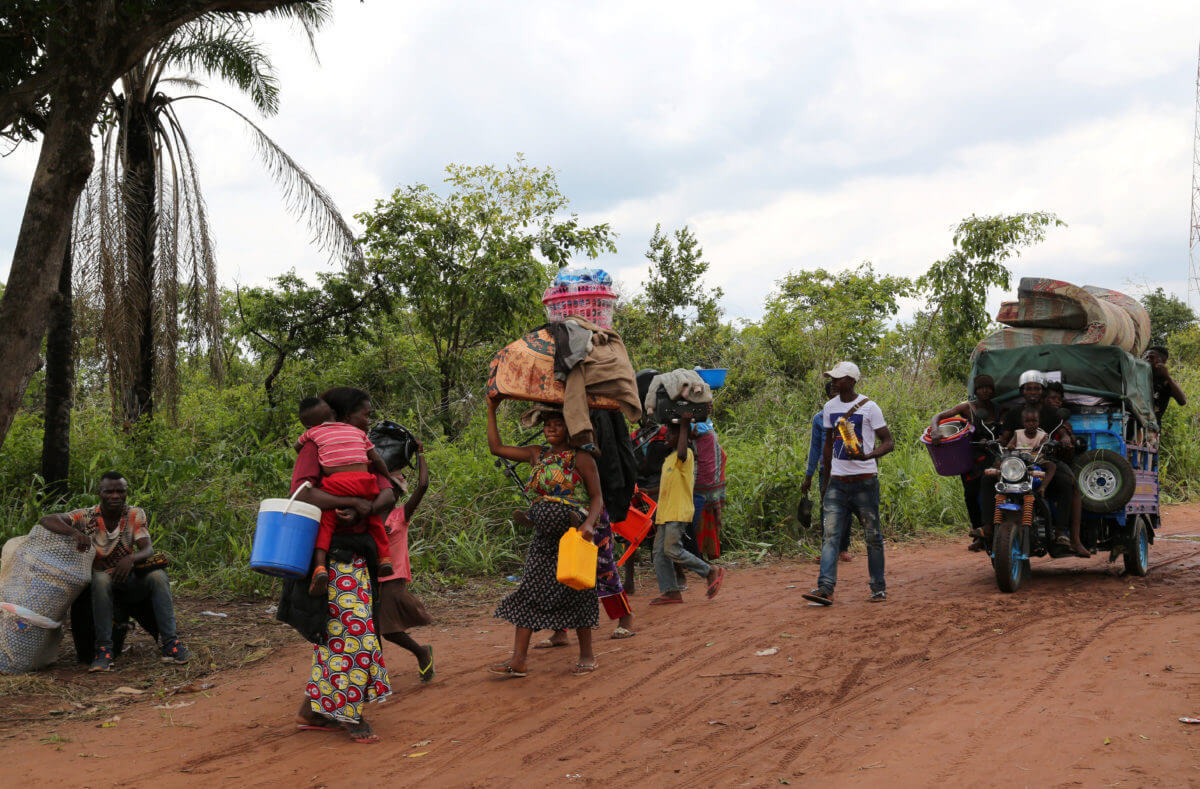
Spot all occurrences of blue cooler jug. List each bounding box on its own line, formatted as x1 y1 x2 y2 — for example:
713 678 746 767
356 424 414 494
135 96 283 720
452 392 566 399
250 494 321 578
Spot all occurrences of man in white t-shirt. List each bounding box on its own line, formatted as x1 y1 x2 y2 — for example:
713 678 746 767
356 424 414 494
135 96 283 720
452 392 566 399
802 361 894 606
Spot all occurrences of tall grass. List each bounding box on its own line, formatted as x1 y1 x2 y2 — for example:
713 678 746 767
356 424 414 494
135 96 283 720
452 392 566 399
1 362 1196 597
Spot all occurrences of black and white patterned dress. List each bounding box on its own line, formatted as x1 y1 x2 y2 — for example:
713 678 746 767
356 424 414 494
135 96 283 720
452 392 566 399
494 449 600 631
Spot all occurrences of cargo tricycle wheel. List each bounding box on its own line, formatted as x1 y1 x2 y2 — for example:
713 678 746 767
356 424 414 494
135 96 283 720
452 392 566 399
1123 515 1150 577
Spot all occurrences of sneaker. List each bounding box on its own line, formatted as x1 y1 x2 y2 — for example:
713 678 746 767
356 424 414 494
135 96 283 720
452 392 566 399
868 590 887 602
161 638 191 665
89 645 114 672
801 588 834 606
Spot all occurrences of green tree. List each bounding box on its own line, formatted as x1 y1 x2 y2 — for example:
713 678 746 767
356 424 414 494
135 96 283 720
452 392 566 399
235 270 384 408
617 225 726 369
73 13 354 423
752 263 912 380
357 158 617 438
0 0 333 452
1140 287 1197 347
917 212 1064 381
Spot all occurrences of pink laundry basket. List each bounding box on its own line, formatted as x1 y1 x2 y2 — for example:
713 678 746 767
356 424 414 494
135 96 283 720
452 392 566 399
542 285 617 328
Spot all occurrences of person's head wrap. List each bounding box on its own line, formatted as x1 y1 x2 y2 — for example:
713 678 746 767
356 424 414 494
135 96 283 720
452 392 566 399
519 403 566 429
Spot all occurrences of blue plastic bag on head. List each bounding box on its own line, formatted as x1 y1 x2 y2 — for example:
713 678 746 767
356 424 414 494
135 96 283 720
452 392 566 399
552 266 612 287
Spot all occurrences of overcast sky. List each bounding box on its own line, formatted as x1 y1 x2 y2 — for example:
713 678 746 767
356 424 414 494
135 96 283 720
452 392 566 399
3 0 1200 322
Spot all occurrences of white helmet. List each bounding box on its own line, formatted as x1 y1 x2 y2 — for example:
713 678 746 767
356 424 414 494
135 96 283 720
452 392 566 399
1018 370 1045 388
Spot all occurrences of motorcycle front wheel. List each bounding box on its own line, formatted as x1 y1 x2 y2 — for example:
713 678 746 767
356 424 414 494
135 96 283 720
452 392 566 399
992 520 1030 593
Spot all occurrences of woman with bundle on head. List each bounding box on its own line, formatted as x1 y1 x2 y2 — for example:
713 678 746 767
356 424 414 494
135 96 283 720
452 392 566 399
485 396 603 678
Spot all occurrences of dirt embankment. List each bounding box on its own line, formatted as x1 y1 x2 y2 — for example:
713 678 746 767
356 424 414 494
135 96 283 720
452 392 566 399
5 505 1200 787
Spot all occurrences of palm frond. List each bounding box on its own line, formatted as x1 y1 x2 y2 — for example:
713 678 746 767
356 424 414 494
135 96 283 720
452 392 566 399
158 76 205 91
158 20 279 115
173 94 362 268
226 1 333 60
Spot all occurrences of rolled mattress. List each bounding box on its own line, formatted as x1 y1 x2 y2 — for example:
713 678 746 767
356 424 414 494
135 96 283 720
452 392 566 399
976 278 1150 359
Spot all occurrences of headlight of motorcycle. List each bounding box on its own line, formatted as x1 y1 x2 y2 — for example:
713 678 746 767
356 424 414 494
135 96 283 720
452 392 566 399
1000 457 1026 483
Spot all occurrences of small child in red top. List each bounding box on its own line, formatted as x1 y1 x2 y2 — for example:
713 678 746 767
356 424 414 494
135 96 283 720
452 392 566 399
297 397 400 596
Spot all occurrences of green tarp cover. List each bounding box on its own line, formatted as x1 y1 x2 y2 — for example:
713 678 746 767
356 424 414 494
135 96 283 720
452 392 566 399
968 344 1156 430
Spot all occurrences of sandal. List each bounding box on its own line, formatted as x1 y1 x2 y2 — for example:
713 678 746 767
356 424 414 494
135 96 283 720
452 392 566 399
705 567 726 599
307 565 328 598
648 596 683 605
571 661 598 675
533 637 569 649
610 626 636 640
296 722 340 733
418 644 434 683
488 663 527 679
347 720 380 744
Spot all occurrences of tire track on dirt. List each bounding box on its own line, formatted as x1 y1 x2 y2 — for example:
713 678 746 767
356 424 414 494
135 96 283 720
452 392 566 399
699 610 1049 783
929 610 1139 784
521 641 751 767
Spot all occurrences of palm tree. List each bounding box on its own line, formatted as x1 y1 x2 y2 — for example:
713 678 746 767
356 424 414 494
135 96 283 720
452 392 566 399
72 10 359 422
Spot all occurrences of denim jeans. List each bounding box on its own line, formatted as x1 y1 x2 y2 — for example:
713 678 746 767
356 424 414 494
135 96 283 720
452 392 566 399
653 521 711 593
90 568 178 649
816 478 851 553
817 477 885 593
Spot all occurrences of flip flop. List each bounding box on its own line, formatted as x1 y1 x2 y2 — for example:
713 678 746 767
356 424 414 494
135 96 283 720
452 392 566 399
533 637 569 649
571 661 598 675
488 664 527 679
610 626 636 640
648 596 683 605
296 723 339 733
705 567 726 599
418 644 435 682
347 721 380 744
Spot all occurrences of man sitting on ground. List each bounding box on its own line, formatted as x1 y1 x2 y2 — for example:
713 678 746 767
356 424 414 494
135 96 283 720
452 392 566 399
40 472 191 671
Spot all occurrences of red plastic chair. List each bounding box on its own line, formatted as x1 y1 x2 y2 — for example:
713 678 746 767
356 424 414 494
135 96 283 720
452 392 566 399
612 487 656 567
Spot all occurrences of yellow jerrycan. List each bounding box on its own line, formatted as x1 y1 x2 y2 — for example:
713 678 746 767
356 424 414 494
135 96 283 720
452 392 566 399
556 527 598 590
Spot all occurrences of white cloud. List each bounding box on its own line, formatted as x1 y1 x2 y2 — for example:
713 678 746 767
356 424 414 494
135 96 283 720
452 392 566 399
2 0 1199 320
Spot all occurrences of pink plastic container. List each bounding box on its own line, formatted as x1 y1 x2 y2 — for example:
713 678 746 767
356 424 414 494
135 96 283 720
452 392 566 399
542 285 617 328
920 418 975 476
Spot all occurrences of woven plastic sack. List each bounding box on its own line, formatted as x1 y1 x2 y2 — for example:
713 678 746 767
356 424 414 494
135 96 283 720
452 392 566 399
0 525 93 673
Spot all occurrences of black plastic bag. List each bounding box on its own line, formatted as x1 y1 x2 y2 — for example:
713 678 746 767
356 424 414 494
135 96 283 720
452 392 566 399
368 420 418 471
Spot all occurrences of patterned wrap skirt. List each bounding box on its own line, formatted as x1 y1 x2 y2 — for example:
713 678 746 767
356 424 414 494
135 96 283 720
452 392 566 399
695 483 725 559
594 511 631 620
495 499 599 631
306 556 391 723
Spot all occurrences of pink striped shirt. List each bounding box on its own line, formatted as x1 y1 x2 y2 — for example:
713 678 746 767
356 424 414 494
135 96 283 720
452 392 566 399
297 422 374 467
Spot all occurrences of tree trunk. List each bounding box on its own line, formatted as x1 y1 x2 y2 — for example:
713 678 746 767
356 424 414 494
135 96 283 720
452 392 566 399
0 0 319 454
0 90 100 455
438 361 455 440
122 98 159 423
41 235 74 495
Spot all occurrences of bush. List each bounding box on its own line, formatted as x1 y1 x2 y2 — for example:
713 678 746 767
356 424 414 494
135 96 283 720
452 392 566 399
1 358 1196 597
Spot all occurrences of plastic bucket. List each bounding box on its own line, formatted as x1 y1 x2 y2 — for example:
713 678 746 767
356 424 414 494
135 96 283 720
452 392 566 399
920 418 975 476
694 368 728 389
250 498 322 578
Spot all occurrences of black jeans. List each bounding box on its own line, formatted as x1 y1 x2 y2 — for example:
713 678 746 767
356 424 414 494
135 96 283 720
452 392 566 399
962 473 984 531
1047 461 1076 533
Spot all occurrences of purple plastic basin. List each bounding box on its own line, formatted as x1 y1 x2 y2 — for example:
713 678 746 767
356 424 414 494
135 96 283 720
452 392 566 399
921 426 975 476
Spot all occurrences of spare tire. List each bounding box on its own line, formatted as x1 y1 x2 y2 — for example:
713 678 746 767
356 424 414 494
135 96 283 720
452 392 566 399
1073 449 1136 514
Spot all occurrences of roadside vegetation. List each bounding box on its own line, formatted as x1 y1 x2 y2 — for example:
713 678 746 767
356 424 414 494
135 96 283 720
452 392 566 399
2 160 1196 597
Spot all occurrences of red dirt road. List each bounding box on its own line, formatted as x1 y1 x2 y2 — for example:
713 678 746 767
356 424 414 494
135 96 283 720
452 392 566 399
7 506 1200 787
